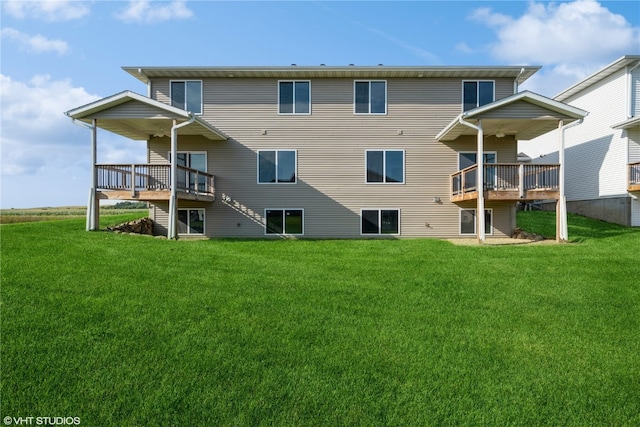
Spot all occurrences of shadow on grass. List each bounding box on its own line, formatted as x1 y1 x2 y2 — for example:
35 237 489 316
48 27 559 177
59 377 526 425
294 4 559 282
518 211 640 243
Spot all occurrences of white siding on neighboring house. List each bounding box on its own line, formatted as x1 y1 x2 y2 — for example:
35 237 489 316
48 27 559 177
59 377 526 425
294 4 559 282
629 127 640 163
522 67 629 201
632 199 640 227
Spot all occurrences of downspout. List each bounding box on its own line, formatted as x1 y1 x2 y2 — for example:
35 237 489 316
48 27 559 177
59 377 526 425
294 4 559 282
626 61 640 118
558 117 584 242
514 67 525 94
167 115 197 239
68 116 98 231
458 116 485 242
138 68 151 98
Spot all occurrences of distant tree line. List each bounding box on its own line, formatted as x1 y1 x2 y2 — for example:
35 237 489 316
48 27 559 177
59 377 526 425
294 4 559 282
105 201 148 209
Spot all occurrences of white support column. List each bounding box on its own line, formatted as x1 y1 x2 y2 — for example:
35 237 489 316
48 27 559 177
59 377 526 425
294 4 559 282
477 119 485 242
168 119 178 239
86 119 98 231
558 119 568 242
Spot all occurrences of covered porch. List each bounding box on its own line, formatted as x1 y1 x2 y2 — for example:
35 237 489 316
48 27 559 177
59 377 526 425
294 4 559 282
437 91 588 242
66 91 228 239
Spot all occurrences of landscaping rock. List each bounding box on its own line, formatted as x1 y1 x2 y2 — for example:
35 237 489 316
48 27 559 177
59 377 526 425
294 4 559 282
108 217 154 235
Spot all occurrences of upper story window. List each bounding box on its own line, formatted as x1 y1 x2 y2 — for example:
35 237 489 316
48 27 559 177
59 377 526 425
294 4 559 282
463 81 494 112
279 81 310 114
171 80 202 114
355 81 387 114
366 150 404 183
258 150 297 183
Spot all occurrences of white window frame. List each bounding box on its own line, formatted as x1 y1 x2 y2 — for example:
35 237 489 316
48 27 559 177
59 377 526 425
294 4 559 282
360 208 400 236
170 80 203 115
462 80 495 112
177 208 205 235
365 149 405 184
257 149 297 184
264 208 304 235
278 80 311 115
354 80 387 115
459 208 493 236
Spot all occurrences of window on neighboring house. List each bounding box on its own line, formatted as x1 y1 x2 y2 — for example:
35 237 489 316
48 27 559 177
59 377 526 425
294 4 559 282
178 208 205 234
355 81 387 114
361 209 400 235
265 209 304 235
258 150 297 183
463 81 494 111
366 150 404 183
171 80 202 114
460 209 492 235
279 81 310 114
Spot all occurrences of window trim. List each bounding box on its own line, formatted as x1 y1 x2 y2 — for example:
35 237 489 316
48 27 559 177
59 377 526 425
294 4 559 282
365 149 405 184
278 80 311 115
360 208 401 236
462 80 495 112
177 208 205 235
257 149 298 184
264 208 305 236
459 208 493 236
354 80 387 115
169 80 203 115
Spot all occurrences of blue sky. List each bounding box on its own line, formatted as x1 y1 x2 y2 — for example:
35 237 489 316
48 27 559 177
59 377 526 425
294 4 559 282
1 0 639 208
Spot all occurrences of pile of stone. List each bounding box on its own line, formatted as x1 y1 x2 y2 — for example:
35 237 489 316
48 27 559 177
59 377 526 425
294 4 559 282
512 227 545 241
108 217 154 235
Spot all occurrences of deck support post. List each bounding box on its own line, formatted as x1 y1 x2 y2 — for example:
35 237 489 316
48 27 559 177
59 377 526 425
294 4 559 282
86 119 99 231
557 119 568 242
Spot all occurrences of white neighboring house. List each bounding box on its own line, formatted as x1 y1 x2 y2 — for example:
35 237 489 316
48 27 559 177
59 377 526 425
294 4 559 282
521 55 640 226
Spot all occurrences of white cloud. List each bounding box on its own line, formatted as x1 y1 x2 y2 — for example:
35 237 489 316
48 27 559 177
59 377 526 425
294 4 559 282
2 0 90 22
115 0 193 24
469 0 640 96
0 74 145 208
1 28 70 55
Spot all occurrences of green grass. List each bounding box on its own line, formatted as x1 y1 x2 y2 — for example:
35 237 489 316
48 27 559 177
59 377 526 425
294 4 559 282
2 212 639 426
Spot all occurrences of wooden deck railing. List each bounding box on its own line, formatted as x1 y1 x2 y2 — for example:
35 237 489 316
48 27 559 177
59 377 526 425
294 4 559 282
629 162 640 191
451 163 560 200
96 164 215 197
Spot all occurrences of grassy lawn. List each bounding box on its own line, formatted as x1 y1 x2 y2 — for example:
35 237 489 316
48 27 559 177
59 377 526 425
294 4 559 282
1 212 639 426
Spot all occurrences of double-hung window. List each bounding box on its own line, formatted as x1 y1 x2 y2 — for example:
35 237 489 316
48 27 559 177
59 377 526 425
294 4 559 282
171 80 202 114
178 208 205 235
355 81 387 114
258 150 297 183
460 209 492 235
265 209 304 235
463 81 494 111
366 150 404 183
279 81 310 114
361 209 400 235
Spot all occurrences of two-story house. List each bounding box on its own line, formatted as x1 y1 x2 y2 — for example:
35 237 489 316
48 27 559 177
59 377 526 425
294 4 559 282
66 65 586 241
521 55 640 227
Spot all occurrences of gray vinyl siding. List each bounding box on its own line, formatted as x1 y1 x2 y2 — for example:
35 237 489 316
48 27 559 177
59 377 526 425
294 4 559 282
92 100 181 120
147 77 519 238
